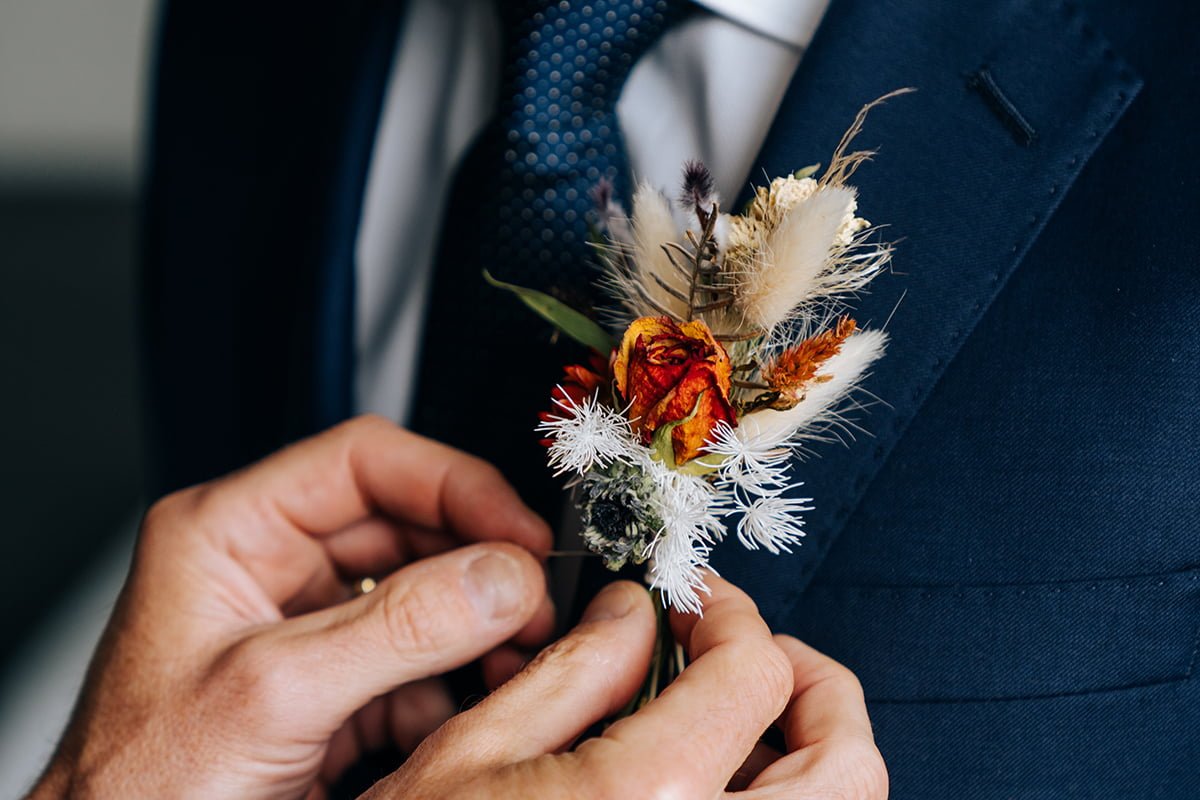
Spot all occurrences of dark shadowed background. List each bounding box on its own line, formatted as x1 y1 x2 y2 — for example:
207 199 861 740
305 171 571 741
0 0 153 790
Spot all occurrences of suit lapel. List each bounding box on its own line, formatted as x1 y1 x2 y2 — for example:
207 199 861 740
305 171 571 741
711 0 1142 625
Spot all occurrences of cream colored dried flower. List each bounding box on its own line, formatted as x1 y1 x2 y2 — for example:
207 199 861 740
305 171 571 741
726 214 764 257
834 198 870 247
761 175 820 220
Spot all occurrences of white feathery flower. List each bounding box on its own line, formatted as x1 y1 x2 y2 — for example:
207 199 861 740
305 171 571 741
538 391 638 476
704 420 792 494
639 455 728 615
650 461 728 544
646 526 712 616
733 492 812 554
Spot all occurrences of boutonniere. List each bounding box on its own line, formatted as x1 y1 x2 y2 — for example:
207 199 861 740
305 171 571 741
490 90 910 707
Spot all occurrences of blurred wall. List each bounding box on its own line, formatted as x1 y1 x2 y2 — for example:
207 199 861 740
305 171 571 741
0 0 154 669
0 0 151 183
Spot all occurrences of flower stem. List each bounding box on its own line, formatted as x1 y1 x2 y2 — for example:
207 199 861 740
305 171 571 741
611 589 686 722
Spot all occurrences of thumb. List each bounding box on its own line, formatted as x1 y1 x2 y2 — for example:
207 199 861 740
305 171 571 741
245 542 546 729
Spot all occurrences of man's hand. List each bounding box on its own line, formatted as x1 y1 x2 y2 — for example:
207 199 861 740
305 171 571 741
29 416 555 800
369 576 888 799
28 414 887 800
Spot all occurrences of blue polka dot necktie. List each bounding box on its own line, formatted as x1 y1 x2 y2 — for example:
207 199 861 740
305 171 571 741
411 0 689 520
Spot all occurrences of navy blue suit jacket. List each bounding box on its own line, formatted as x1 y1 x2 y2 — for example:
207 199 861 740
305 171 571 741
143 1 1199 796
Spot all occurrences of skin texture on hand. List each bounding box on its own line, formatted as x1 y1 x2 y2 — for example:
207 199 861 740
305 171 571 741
28 415 887 800
28 416 555 800
366 577 888 800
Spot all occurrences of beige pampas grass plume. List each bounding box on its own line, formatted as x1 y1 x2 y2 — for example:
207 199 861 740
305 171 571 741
631 182 689 318
735 184 860 331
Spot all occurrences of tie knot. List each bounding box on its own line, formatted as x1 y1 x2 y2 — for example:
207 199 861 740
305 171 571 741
502 1 682 92
499 1 685 159
490 0 687 301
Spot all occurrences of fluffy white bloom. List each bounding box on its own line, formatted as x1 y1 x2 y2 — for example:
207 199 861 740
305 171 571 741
732 493 812 555
538 392 638 476
703 420 792 495
647 459 727 543
646 526 712 617
641 455 726 615
706 420 812 556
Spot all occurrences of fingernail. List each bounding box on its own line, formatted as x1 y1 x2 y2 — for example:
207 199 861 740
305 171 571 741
581 584 638 624
464 552 526 620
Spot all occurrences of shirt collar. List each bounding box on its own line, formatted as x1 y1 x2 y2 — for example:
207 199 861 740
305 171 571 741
691 0 830 49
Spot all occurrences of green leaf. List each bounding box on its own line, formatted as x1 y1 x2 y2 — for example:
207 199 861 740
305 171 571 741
483 270 615 354
676 452 725 477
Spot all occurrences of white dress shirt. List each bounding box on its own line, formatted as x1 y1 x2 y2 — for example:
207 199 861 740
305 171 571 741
356 0 829 422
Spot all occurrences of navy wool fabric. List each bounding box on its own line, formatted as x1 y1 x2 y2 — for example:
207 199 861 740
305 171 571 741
142 0 1200 797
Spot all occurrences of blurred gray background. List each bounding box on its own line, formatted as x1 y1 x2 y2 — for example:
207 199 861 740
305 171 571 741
1 0 154 788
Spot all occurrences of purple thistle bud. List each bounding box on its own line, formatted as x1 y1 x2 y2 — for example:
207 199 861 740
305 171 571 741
679 159 716 211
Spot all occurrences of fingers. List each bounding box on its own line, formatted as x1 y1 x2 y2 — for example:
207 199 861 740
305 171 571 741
590 576 793 799
157 416 551 608
318 677 456 787
408 582 655 776
775 636 875 749
480 645 529 689
728 741 783 792
479 595 558 687
512 593 556 648
242 415 551 548
222 542 547 731
742 635 888 799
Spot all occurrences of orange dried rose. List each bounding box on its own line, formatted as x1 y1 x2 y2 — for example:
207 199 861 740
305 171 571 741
538 354 609 448
612 316 736 464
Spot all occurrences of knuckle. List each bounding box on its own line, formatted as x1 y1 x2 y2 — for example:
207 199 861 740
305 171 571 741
732 637 794 706
761 639 797 696
515 626 593 685
828 664 869 707
839 736 889 800
471 457 506 486
142 489 194 531
139 488 206 551
574 740 649 799
378 581 454 655
526 630 583 671
343 413 395 437
215 637 296 714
